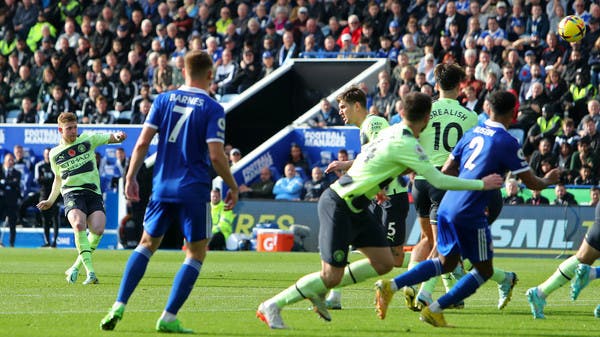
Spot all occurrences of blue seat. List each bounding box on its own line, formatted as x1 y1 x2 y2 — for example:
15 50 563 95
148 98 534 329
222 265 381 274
117 110 132 124
5 109 20 123
507 128 525 145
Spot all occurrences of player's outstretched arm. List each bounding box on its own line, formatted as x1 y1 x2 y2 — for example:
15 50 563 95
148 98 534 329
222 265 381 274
108 131 128 144
324 160 354 174
209 141 238 210
37 174 62 210
518 168 561 190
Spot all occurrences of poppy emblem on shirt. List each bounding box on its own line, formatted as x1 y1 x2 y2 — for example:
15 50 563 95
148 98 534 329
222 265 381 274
68 149 76 157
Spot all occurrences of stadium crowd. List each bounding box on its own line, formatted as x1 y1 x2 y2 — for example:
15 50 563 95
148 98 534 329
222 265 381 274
4 0 600 239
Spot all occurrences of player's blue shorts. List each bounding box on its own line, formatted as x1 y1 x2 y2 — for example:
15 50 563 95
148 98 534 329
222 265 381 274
436 210 493 263
143 198 211 242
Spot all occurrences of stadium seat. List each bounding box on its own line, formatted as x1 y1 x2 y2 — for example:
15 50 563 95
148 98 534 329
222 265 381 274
108 110 119 121
116 110 132 124
507 128 525 145
5 109 20 123
219 94 239 103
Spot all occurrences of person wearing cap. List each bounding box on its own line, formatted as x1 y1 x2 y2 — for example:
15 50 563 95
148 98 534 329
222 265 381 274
525 4 549 39
337 14 362 48
417 18 436 48
386 20 401 49
260 50 277 78
494 1 509 29
291 6 309 33
229 148 242 165
421 0 445 35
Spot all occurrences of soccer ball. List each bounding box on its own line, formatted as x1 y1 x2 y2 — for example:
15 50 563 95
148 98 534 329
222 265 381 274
558 15 586 43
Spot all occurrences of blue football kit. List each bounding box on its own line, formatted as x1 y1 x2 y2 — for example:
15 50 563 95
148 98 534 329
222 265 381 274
144 85 226 241
437 119 529 262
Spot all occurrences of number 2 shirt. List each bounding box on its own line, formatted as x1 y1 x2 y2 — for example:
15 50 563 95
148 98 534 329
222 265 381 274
439 119 530 222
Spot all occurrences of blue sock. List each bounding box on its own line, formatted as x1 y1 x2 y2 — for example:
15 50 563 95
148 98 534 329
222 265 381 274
594 267 600 279
116 246 153 304
392 258 443 289
437 269 488 309
165 258 202 315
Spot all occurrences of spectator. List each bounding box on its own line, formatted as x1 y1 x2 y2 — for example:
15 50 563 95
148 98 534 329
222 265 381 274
211 49 237 96
588 186 600 207
0 153 21 247
239 166 275 199
259 51 277 79
35 147 59 247
503 178 524 204
525 189 550 205
171 56 185 89
371 76 395 119
573 164 597 185
13 0 38 40
529 138 557 177
8 64 36 111
577 100 600 136
562 71 597 124
303 166 329 201
125 50 145 84
309 98 342 127
80 85 101 123
216 6 232 35
579 115 600 154
516 81 548 132
90 95 115 124
277 31 298 66
16 97 37 123
524 103 562 156
26 13 57 52
90 19 113 57
229 148 242 165
544 68 567 104
153 54 173 94
556 142 575 183
208 188 234 251
273 163 304 201
286 143 310 177
43 85 71 124
570 137 599 179
228 49 262 94
554 118 580 154
552 183 578 205
332 148 349 178
173 6 193 36
131 98 151 124
114 68 138 112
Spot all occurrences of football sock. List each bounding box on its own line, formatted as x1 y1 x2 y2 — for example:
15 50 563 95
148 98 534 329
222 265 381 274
441 273 455 293
436 269 488 311
490 267 507 284
165 257 202 315
74 231 94 274
116 246 153 304
419 276 438 299
591 267 600 280
72 233 103 270
327 259 379 295
401 252 411 268
159 311 177 323
538 255 579 297
407 260 419 270
272 272 328 308
392 258 442 290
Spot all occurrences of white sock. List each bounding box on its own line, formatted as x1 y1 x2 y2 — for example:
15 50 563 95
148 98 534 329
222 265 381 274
113 302 125 310
429 301 442 313
160 311 176 323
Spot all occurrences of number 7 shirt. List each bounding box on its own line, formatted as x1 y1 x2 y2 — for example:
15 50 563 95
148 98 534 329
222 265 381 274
145 85 225 202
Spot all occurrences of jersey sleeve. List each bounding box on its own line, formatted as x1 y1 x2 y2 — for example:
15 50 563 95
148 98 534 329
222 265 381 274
501 134 530 174
206 101 225 144
87 132 111 148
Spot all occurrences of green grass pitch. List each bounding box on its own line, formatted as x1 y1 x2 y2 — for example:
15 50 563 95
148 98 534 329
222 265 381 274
0 249 598 337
